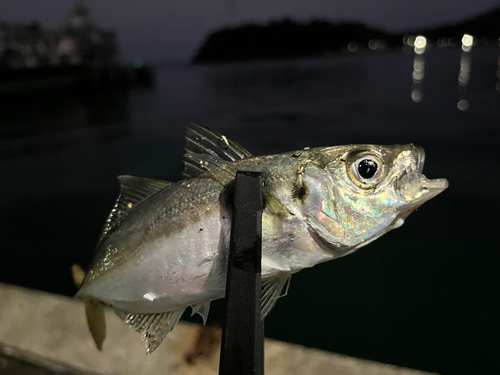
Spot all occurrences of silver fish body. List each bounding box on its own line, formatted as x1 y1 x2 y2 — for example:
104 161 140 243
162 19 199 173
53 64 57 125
76 124 448 353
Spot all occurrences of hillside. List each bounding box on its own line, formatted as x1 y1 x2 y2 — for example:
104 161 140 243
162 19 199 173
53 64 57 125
193 20 396 63
193 6 500 63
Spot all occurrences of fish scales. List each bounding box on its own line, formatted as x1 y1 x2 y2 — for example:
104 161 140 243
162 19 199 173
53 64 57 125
85 177 220 279
83 176 229 309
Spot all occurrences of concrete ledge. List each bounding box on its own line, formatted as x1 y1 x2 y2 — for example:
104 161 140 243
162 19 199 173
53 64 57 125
0 283 437 375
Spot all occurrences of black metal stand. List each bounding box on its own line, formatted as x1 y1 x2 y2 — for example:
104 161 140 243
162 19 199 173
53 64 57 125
219 171 264 375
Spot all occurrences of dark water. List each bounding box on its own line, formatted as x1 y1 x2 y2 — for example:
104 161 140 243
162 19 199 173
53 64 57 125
1 47 500 374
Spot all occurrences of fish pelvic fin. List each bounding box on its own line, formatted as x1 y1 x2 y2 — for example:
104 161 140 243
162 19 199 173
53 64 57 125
98 176 172 245
261 273 292 319
113 307 186 354
85 299 106 351
71 264 86 287
190 301 211 325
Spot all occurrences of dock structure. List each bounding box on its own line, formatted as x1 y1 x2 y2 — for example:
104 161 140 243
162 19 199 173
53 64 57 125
0 282 437 375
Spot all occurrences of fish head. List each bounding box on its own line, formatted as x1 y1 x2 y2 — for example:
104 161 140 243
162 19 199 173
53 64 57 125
296 144 448 256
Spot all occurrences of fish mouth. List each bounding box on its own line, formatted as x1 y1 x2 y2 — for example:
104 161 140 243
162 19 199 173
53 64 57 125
393 145 448 222
395 172 448 222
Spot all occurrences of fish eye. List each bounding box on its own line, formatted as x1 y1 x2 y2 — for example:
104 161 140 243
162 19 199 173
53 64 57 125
347 153 384 189
358 159 377 179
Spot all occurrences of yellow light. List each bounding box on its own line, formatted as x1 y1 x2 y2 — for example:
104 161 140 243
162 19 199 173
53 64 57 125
413 36 426 54
415 36 427 49
462 34 473 47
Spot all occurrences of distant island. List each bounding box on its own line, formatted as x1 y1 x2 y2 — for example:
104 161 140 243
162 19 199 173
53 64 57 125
193 5 500 63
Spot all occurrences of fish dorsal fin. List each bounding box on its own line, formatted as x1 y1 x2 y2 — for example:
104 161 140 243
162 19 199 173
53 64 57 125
98 176 172 243
183 122 252 178
261 273 292 319
190 301 211 325
113 307 186 354
183 150 238 185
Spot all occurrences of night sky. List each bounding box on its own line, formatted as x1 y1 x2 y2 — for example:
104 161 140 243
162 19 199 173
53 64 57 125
1 1 499 62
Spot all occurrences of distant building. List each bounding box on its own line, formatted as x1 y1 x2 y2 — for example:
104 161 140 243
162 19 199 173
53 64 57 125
0 2 122 70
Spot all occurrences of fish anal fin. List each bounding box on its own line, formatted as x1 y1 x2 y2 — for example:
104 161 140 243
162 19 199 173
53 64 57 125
190 301 211 325
261 273 292 319
71 264 86 287
85 299 106 351
98 176 172 244
113 307 186 354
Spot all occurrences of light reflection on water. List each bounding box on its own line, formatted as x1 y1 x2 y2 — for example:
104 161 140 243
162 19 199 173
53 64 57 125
457 51 471 110
407 44 500 113
411 53 425 103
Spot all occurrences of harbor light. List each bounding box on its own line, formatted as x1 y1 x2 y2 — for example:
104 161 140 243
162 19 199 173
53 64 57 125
414 36 427 54
368 39 380 50
462 34 473 52
457 99 469 111
348 41 358 52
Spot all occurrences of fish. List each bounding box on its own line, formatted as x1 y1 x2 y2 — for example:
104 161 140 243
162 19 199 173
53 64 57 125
75 123 448 353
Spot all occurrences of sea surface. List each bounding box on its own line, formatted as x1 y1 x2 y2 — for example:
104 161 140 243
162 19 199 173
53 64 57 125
1 47 499 374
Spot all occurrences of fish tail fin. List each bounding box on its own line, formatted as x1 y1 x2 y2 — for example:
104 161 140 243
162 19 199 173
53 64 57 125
85 298 107 351
71 264 86 287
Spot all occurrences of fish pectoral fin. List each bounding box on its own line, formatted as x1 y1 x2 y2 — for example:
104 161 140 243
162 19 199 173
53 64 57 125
263 191 293 218
85 299 106 351
190 301 211 325
261 273 292 319
113 307 186 354
98 176 172 244
71 264 86 287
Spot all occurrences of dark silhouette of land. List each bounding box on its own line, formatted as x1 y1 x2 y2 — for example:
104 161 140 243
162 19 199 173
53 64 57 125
194 20 397 63
193 5 500 63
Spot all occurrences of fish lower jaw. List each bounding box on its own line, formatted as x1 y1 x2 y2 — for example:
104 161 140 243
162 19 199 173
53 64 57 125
392 207 416 226
390 216 406 228
398 174 449 202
